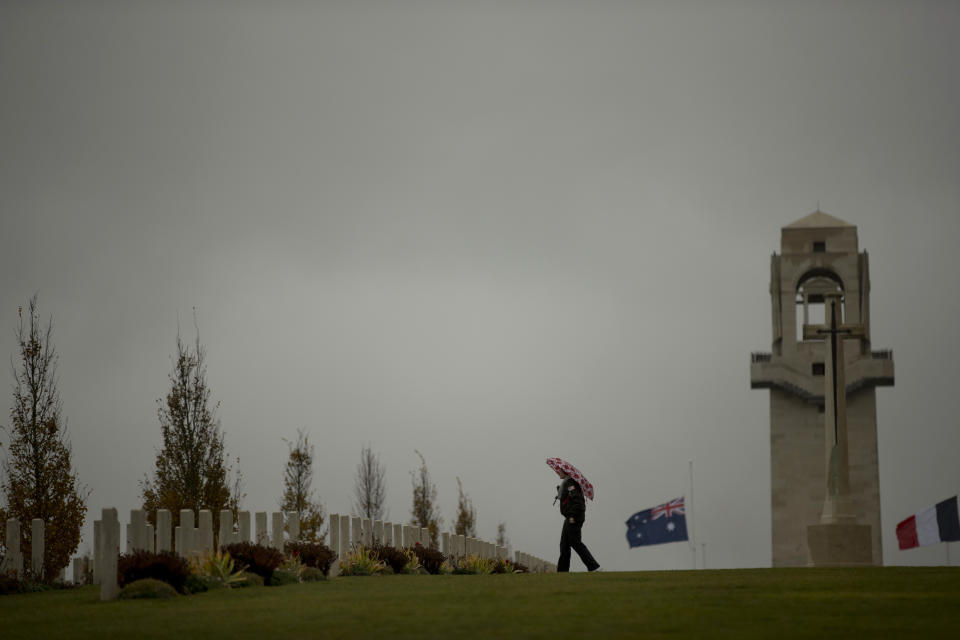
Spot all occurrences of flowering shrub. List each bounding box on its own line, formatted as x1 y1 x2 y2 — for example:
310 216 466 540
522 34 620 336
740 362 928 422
411 544 446 575
339 545 387 576
369 543 418 574
491 558 518 574
284 540 337 577
270 554 304 585
453 554 496 575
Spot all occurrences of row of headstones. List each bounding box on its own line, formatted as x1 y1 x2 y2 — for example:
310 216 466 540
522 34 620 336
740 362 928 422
100 508 300 560
1 518 47 580
83 507 302 600
514 552 555 573
326 513 554 573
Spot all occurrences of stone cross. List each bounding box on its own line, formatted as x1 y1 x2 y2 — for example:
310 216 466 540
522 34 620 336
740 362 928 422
803 292 866 524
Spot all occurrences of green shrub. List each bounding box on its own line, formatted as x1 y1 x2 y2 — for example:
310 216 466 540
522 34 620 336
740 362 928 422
183 574 207 594
118 578 178 600
0 574 27 596
285 540 337 577
268 570 301 586
117 550 191 593
190 550 247 588
301 567 326 582
223 543 284 582
236 571 264 587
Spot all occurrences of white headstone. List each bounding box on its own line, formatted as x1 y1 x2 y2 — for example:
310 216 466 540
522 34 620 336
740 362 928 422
383 521 393 547
361 518 372 546
272 512 285 550
3 518 22 578
239 511 251 543
421 527 430 548
180 509 195 557
92 520 101 583
199 510 214 555
146 524 155 553
130 509 147 552
329 514 340 575
287 511 300 542
442 532 450 555
373 520 384 545
339 515 351 558
30 519 44 577
156 509 172 553
99 508 120 601
219 510 234 550
255 511 268 545
393 523 403 548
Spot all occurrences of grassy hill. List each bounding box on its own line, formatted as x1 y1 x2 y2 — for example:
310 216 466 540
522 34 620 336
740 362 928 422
2 567 958 639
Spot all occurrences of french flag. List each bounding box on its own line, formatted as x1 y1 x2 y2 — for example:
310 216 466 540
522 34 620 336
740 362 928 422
896 496 960 550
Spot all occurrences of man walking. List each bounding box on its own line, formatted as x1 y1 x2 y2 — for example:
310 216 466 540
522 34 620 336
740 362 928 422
557 472 601 572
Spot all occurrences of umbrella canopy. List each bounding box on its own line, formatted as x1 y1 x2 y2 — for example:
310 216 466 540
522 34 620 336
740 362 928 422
546 457 595 501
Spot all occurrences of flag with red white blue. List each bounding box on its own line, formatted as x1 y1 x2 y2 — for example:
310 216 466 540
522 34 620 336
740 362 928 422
626 496 688 548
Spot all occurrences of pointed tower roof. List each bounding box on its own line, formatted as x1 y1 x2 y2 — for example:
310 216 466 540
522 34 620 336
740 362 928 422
784 210 855 229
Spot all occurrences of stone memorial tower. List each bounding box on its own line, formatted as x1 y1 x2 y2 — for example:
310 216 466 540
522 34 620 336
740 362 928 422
750 210 894 566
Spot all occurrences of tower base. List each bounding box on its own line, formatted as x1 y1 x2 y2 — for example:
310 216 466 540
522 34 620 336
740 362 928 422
806 524 874 566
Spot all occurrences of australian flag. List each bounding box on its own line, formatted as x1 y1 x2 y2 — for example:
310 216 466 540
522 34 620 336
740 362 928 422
626 497 688 548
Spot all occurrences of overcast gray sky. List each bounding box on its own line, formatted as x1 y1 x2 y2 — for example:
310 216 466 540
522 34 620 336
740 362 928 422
2 1 958 571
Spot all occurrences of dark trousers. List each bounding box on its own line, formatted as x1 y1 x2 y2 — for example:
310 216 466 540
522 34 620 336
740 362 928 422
558 517 599 572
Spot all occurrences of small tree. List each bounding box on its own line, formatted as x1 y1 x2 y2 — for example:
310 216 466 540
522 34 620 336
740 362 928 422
280 428 325 541
410 450 441 545
1 297 89 580
454 477 477 537
140 324 242 545
352 443 387 521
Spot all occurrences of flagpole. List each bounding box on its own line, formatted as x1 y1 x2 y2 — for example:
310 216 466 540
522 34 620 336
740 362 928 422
689 459 696 570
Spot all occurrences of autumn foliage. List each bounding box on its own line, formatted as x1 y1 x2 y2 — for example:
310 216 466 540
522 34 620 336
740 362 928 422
1 296 88 581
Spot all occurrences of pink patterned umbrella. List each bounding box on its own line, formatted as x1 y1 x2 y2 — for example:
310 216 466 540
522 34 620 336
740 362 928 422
546 457 595 501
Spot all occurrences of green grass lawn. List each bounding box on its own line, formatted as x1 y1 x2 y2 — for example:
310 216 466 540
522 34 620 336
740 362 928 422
2 568 958 639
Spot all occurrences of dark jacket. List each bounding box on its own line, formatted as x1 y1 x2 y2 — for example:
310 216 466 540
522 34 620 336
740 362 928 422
559 478 586 521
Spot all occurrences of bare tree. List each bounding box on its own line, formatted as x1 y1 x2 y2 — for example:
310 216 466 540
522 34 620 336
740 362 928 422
280 428 325 541
1 297 89 580
410 449 441 544
352 443 386 520
454 477 477 537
